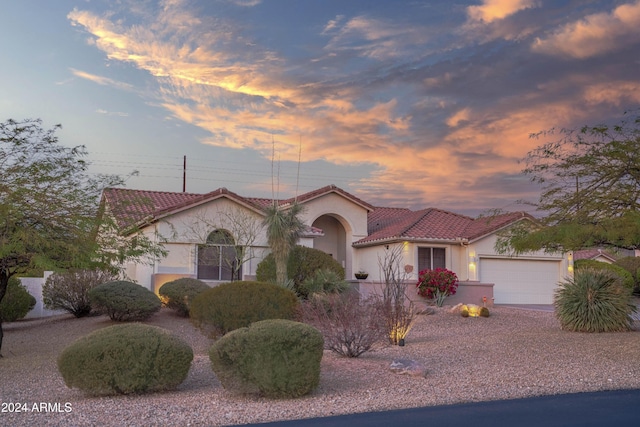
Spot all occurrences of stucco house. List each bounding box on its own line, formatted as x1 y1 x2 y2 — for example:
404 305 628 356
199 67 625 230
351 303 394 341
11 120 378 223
101 184 572 305
573 248 617 264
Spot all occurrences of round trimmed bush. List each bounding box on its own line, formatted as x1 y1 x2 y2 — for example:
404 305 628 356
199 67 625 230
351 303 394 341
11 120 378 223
575 259 634 290
256 246 345 298
58 324 193 395
189 281 299 338
88 281 161 321
209 319 323 398
614 256 640 294
159 278 210 316
554 268 637 332
0 277 36 322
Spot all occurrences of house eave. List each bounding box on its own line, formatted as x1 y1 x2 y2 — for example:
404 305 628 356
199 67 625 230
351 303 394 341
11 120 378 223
467 216 538 243
353 236 466 248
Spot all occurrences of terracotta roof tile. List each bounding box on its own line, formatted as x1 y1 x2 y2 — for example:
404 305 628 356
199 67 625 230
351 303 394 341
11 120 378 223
573 248 617 261
355 207 534 246
281 184 373 210
103 186 533 243
463 211 535 240
102 187 265 230
368 207 413 234
102 184 374 231
102 188 203 229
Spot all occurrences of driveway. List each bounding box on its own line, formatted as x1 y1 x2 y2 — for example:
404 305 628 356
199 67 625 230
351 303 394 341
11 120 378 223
246 389 640 427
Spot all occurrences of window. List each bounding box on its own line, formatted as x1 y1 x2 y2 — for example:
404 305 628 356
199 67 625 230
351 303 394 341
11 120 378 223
197 230 240 281
418 247 446 271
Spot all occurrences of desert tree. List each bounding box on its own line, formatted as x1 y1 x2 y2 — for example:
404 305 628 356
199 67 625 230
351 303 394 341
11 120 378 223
171 206 263 281
0 118 166 356
497 109 640 254
377 245 417 345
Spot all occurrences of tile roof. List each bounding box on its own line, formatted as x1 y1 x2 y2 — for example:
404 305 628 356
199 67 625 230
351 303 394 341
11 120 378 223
463 211 534 240
101 187 265 230
573 248 617 262
354 208 535 246
102 184 372 231
285 184 374 211
102 185 533 243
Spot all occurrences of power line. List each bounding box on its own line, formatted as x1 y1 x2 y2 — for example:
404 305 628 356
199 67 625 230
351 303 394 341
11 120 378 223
87 153 368 182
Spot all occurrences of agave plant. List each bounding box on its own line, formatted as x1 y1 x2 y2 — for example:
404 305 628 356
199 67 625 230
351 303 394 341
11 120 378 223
554 268 637 332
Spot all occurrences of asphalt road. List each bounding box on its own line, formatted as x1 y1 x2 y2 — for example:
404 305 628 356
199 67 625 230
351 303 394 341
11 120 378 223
246 389 640 427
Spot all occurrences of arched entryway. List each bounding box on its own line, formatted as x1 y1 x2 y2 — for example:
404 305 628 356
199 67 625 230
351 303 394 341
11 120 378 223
311 215 348 273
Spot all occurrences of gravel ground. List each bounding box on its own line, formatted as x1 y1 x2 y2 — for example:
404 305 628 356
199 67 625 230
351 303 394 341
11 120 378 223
1 305 639 427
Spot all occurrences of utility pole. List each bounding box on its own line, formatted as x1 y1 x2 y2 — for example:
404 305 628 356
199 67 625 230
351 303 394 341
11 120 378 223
183 155 186 192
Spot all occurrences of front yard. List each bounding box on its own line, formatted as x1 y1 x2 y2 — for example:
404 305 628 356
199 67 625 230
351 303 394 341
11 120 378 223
1 305 639 426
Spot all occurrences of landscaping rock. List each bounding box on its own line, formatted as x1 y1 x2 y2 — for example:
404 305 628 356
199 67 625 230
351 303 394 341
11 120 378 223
390 359 426 377
449 303 463 314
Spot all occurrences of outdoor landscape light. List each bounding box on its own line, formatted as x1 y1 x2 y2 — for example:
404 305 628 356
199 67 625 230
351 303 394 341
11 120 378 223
462 304 480 317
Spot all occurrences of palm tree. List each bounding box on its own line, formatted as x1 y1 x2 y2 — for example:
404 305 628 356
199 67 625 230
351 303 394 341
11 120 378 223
263 202 306 287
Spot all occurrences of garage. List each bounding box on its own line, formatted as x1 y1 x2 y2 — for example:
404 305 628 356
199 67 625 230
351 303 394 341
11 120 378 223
479 258 564 304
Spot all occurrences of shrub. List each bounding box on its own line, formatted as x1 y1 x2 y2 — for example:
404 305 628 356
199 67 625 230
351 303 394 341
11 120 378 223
299 292 387 357
209 319 323 398
189 281 299 338
43 269 118 318
88 281 161 321
298 268 350 298
461 307 469 317
0 277 36 322
554 268 637 332
158 278 210 316
57 323 193 395
256 246 345 297
416 268 459 307
614 256 640 294
479 307 490 317
575 259 634 290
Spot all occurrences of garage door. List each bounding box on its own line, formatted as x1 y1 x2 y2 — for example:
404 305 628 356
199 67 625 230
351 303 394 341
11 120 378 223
479 258 562 304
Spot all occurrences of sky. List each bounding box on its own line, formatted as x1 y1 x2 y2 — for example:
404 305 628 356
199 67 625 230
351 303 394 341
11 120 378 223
1 0 640 216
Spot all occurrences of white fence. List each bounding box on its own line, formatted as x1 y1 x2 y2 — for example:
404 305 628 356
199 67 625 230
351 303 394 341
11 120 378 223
18 272 66 319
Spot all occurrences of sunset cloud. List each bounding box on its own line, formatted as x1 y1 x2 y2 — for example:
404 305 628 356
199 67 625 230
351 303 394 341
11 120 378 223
58 0 640 213
70 68 134 91
467 0 539 23
532 0 640 58
322 15 430 60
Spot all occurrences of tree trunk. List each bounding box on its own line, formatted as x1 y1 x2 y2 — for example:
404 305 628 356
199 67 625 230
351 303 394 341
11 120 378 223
0 272 9 357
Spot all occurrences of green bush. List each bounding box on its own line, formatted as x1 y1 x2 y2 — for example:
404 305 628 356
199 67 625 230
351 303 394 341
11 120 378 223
88 281 161 321
614 256 640 294
575 259 634 290
256 246 345 297
554 268 637 332
209 319 323 398
189 281 299 338
43 269 118 318
0 277 36 322
57 323 193 395
158 278 210 316
298 268 350 298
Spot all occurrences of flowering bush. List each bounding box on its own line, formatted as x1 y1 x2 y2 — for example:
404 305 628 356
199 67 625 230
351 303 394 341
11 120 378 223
416 268 459 307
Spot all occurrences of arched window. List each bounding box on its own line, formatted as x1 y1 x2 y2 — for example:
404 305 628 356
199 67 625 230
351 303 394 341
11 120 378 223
197 229 240 281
